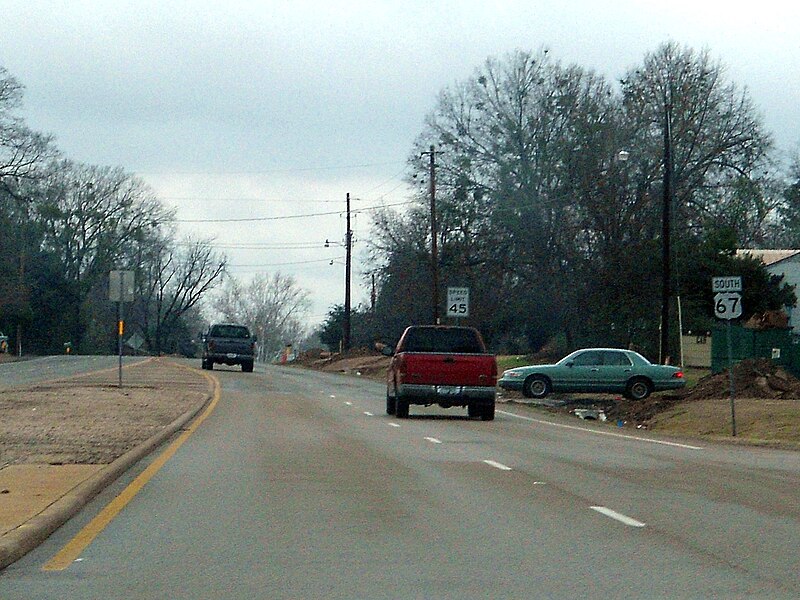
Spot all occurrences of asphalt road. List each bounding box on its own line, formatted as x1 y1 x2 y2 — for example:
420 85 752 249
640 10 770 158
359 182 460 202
0 355 148 388
1 360 799 599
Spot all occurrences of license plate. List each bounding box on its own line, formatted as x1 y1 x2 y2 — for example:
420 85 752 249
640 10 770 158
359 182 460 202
226 353 237 359
436 386 462 396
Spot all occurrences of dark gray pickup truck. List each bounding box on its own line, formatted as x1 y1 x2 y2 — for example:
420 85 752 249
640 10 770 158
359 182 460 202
201 323 257 372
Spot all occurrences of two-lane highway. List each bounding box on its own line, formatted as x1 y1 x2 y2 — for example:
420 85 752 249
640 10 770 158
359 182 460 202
1 362 798 598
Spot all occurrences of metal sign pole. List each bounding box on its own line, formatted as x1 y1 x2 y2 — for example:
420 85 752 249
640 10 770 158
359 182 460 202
118 273 124 388
713 276 742 438
119 301 124 388
110 270 134 389
726 320 736 437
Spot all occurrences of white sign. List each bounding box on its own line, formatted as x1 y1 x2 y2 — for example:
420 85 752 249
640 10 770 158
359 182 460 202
446 287 469 318
712 276 742 293
126 332 145 350
714 292 742 320
109 270 135 302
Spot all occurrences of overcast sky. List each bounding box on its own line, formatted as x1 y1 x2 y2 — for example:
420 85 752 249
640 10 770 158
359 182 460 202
2 0 799 327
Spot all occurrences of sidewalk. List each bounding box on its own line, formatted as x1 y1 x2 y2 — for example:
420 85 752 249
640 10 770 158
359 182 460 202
0 358 213 570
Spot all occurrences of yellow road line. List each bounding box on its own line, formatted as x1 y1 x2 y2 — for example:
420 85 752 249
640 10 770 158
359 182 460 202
42 370 220 571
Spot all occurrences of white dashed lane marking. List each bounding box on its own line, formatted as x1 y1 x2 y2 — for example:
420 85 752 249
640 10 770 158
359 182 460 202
424 437 442 444
483 460 512 471
590 506 646 527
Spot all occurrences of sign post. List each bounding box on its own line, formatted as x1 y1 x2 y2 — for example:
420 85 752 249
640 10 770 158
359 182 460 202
446 287 470 320
110 270 135 388
712 276 742 437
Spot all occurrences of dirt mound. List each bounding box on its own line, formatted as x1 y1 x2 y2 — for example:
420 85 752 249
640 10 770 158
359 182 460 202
292 348 390 379
686 358 800 401
319 355 389 378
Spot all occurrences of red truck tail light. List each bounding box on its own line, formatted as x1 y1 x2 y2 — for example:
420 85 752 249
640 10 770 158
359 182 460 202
395 355 407 383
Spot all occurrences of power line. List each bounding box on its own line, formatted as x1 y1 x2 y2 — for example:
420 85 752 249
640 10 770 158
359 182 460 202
161 195 385 204
174 200 413 223
135 160 405 176
160 176 410 205
227 256 345 268
177 241 325 250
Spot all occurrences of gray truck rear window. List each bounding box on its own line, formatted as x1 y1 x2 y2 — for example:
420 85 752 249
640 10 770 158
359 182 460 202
402 328 483 353
210 325 251 339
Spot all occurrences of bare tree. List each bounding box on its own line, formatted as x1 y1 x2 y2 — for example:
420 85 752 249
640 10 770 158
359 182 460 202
387 49 616 348
369 44 778 354
620 42 774 239
138 235 226 354
0 67 54 182
33 161 174 350
0 67 56 354
213 272 311 360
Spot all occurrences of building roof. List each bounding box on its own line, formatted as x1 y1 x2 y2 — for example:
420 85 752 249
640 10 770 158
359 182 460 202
737 249 800 266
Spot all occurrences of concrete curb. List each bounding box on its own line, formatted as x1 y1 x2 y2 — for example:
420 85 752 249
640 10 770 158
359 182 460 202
0 370 215 571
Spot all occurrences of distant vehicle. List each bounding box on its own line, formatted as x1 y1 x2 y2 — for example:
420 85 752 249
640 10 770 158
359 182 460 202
498 348 685 401
201 323 256 372
0 332 7 353
383 325 497 420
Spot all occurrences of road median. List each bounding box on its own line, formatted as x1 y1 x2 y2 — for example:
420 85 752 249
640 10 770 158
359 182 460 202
0 358 215 570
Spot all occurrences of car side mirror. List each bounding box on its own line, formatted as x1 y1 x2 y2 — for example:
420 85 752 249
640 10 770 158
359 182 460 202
566 361 574 368
381 346 394 357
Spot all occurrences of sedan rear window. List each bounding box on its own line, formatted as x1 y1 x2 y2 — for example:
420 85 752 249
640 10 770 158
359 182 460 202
603 351 633 366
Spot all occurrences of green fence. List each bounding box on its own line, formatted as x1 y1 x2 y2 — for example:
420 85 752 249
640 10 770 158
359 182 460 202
711 324 800 377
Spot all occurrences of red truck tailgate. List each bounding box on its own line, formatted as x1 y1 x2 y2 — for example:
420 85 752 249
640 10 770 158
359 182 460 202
402 353 496 387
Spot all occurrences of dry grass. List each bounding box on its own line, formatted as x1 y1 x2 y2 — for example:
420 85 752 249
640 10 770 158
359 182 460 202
648 396 800 447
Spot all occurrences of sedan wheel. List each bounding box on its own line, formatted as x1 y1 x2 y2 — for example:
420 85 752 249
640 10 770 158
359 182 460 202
523 375 550 399
626 377 652 400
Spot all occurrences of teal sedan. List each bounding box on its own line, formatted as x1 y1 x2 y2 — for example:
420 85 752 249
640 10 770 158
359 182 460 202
498 348 685 400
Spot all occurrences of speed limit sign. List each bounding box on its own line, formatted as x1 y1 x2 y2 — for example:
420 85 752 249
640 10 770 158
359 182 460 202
714 292 742 320
446 287 469 318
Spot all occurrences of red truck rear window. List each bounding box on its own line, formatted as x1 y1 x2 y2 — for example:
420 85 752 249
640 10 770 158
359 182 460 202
400 328 484 354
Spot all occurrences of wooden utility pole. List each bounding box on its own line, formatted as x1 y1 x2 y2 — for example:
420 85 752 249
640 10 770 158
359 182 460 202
370 273 376 313
661 104 673 364
343 193 352 352
422 145 440 324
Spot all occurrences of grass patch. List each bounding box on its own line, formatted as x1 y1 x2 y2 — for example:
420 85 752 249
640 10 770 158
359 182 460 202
496 355 537 374
681 367 710 390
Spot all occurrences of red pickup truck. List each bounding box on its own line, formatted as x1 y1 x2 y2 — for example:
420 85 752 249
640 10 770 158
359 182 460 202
383 325 497 420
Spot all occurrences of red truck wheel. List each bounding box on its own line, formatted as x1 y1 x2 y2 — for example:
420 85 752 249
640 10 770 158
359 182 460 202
396 399 409 418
